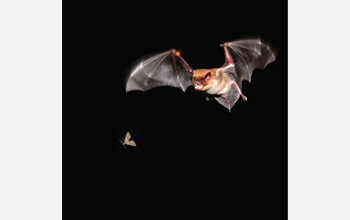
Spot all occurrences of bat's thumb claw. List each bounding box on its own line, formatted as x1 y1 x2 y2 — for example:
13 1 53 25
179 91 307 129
241 95 248 101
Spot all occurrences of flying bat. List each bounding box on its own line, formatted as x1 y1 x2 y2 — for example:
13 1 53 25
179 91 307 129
125 38 277 112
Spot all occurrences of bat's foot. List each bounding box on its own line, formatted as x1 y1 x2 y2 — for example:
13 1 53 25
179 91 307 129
205 96 211 101
241 94 248 101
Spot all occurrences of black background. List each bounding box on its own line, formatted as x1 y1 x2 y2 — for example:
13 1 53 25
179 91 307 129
65 0 287 219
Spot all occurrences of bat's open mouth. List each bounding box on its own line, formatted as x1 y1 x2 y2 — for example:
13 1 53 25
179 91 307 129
194 84 203 90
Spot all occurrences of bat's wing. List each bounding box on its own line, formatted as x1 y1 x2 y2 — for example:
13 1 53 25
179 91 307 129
221 38 277 88
126 50 193 92
215 38 277 111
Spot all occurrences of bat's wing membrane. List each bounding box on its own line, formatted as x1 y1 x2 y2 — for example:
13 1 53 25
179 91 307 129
221 38 277 88
126 50 193 92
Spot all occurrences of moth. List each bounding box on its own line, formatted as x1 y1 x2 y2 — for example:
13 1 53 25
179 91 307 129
119 131 137 149
125 38 277 112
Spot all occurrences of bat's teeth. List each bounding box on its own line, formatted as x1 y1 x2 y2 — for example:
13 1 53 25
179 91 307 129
195 84 203 90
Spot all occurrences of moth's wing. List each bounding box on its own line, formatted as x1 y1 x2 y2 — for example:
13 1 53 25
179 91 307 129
221 38 277 89
124 132 137 146
125 131 131 141
126 50 193 92
124 132 132 145
128 140 137 147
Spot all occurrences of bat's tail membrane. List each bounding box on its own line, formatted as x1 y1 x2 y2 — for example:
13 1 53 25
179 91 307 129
214 82 242 112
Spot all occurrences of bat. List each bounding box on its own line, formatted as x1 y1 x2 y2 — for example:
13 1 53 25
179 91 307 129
125 37 277 112
119 131 137 149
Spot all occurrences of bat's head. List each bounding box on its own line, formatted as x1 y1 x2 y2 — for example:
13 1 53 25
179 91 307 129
192 69 217 91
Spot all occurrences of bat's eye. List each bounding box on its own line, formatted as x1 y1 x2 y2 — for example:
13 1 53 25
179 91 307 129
205 72 211 81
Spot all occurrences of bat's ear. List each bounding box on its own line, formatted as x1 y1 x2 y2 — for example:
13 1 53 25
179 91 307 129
205 72 211 81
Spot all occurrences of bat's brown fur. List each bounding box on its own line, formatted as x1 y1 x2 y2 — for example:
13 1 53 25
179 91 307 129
192 68 232 95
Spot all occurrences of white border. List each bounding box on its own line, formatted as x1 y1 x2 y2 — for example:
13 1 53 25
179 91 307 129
1 0 350 219
0 1 62 219
289 1 350 219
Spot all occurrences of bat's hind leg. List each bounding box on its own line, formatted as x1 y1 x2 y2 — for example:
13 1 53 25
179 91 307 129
231 81 248 101
240 93 248 101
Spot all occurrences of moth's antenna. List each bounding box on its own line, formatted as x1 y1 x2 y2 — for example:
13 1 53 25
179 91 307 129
119 139 126 149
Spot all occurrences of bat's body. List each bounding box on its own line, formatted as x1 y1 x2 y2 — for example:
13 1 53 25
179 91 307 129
126 38 277 112
192 67 247 100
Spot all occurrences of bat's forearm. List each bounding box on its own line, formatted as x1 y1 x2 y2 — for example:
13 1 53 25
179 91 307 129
222 45 234 66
